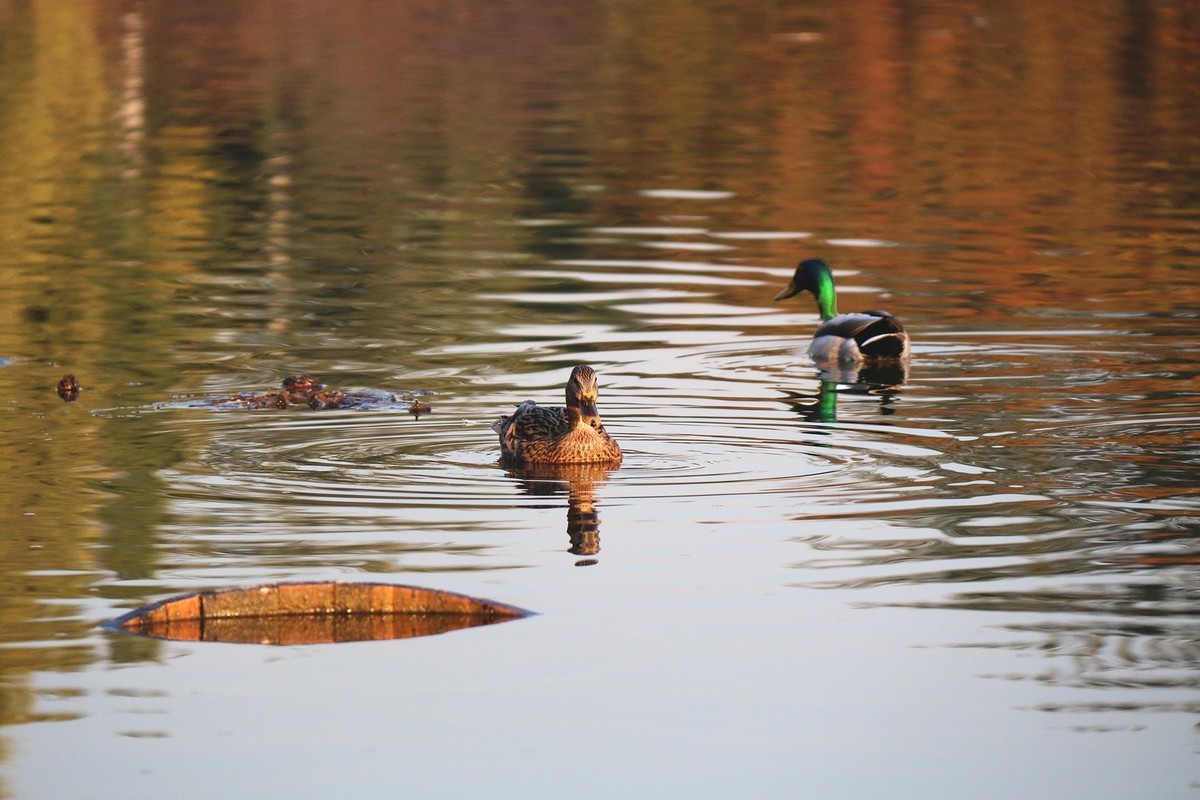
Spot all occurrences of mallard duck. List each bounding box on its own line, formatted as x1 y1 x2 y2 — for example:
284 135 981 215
774 258 910 364
492 365 622 464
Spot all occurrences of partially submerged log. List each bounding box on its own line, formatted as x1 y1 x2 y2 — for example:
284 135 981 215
105 582 530 644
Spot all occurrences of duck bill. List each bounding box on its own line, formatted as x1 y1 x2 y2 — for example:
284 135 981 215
578 398 602 428
773 280 798 301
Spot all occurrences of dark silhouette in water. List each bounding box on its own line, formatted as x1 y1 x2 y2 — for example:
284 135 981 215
57 374 81 402
503 461 617 565
186 375 427 412
212 374 346 409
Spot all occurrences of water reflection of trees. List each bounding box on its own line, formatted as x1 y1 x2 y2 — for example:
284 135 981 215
944 582 1200 717
503 462 618 564
792 505 1200 713
0 2 184 759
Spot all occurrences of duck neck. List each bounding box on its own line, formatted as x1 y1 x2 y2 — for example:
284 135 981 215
813 270 838 321
567 398 601 429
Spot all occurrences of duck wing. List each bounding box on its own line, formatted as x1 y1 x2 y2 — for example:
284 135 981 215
492 400 568 439
854 311 907 358
814 311 909 360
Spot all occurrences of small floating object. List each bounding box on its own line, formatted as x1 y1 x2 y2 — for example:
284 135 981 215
187 374 425 412
217 374 334 409
57 374 81 402
104 582 530 645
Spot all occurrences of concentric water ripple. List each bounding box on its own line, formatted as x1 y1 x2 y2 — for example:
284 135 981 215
122 291 1200 603
158 404 902 514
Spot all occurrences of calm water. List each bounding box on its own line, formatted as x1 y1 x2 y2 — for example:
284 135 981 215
2 1 1199 797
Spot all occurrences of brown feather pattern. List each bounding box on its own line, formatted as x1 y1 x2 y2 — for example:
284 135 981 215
492 365 623 464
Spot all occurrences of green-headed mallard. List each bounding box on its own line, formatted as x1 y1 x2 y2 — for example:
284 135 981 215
492 365 622 464
774 258 910 364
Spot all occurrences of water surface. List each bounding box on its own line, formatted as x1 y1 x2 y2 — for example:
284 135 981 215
1 2 1199 798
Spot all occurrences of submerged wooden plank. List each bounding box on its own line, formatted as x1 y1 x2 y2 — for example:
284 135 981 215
104 582 530 644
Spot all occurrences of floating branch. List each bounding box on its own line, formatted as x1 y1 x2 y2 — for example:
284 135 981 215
104 582 531 645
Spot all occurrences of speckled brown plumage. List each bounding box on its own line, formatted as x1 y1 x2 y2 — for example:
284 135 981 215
492 365 622 464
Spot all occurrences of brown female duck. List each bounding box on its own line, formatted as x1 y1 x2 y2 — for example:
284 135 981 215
492 365 622 464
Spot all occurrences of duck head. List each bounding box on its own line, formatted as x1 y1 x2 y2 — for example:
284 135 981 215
565 365 603 429
774 258 838 321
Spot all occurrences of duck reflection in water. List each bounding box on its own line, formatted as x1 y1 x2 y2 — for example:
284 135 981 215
492 365 622 564
785 363 908 423
503 462 617 565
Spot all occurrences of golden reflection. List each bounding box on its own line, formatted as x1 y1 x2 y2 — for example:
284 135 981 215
118 10 145 177
504 462 618 564
123 612 507 646
0 0 120 752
